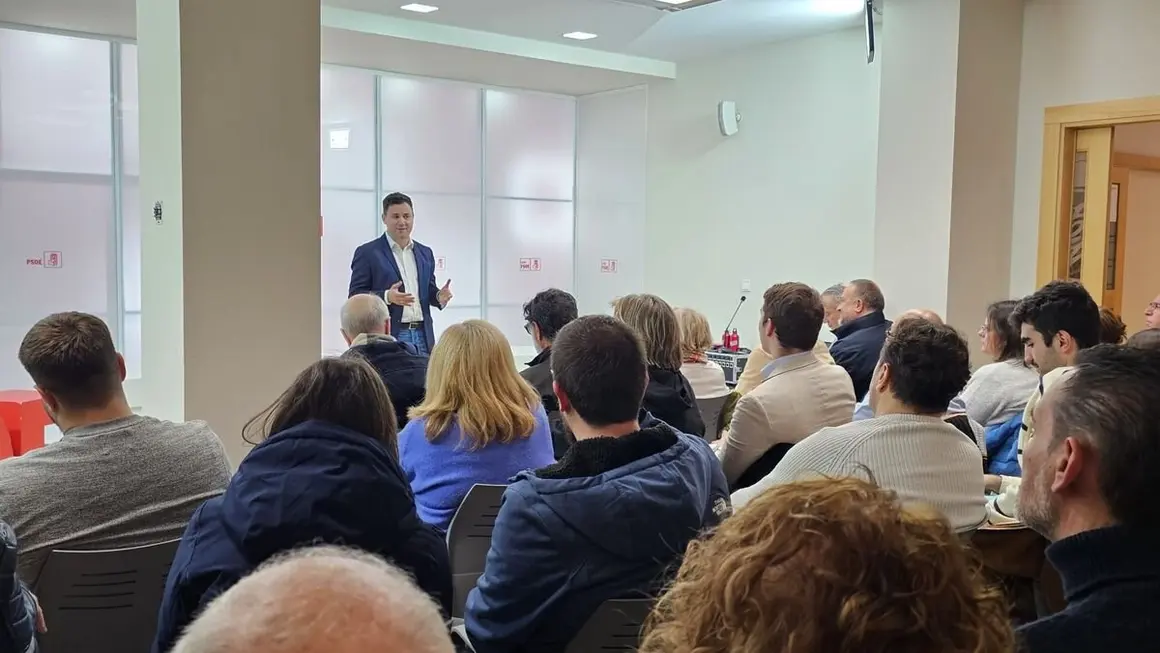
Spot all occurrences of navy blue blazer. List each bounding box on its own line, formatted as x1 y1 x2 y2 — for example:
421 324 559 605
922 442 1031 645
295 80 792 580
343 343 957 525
348 235 443 350
830 311 891 402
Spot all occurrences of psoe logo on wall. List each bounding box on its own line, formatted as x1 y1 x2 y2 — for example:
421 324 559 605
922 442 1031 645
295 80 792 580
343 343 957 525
26 251 63 268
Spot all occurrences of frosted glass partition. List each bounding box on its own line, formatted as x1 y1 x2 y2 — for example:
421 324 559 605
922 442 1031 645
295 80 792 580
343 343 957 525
322 67 376 190
575 88 648 315
485 90 576 201
0 29 116 390
322 190 379 356
381 77 482 195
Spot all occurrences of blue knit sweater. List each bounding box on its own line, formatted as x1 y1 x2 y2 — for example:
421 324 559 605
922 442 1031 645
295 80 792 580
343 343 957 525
1017 525 1160 653
399 404 556 531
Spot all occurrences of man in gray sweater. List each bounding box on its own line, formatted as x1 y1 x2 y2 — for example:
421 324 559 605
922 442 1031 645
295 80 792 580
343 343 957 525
0 312 231 585
734 317 985 533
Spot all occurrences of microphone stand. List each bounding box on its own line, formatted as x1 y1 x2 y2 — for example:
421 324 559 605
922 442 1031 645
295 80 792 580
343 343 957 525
723 295 747 334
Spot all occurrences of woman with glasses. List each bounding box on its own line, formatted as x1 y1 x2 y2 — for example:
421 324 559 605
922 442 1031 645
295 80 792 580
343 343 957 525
962 300 1039 428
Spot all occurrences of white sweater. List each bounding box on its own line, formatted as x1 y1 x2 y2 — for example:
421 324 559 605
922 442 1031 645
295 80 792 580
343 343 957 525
961 359 1040 427
733 413 986 532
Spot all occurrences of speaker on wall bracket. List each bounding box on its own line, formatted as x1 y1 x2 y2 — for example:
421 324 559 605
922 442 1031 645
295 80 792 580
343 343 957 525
717 100 741 137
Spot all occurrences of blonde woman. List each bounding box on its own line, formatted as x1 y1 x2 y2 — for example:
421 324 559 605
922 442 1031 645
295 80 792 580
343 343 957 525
613 295 706 437
675 308 730 400
399 320 554 531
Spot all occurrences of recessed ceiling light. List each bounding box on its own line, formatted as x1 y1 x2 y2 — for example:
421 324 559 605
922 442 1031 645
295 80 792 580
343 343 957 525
400 3 439 13
810 0 864 15
656 0 693 4
562 31 598 40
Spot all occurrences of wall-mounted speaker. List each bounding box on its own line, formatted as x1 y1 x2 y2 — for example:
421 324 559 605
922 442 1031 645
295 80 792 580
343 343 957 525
718 100 741 137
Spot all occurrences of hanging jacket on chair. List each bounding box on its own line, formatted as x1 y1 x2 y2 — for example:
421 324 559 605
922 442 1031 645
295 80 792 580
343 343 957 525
985 414 1023 477
0 520 37 653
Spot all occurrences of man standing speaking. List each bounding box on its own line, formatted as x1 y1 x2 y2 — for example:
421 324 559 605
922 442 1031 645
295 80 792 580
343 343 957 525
348 193 452 355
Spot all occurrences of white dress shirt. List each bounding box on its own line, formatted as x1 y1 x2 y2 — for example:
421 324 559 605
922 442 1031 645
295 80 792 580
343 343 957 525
389 237 423 323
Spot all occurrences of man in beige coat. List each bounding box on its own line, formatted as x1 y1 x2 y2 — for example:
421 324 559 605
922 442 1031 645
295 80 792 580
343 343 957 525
715 283 855 487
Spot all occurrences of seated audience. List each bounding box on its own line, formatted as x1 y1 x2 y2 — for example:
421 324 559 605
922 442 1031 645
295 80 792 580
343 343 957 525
734 337 834 396
1127 327 1160 350
820 283 845 332
340 293 428 428
1144 293 1160 329
641 477 1012 653
851 309 969 421
1017 345 1160 653
674 308 730 400
519 288 579 458
613 294 705 436
962 300 1039 427
715 283 854 487
153 357 451 653
987 281 1100 510
1 519 39 653
1099 307 1127 344
400 320 554 531
0 312 230 585
171 546 454 653
830 279 891 401
734 318 985 533
465 315 730 653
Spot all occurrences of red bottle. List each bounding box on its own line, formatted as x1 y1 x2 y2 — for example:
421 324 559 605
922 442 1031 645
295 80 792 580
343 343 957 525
720 329 730 349
730 328 740 351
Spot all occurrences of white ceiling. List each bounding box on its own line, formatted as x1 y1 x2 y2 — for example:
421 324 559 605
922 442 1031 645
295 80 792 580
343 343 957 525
330 0 866 61
1 0 866 61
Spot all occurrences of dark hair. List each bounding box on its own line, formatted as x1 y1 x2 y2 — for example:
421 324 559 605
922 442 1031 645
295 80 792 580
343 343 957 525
18 312 120 410
1052 345 1160 527
985 300 1024 362
1099 308 1127 345
382 192 413 213
762 283 824 351
1010 281 1100 350
848 279 886 312
551 315 647 427
1127 328 1160 351
522 289 579 342
880 319 971 414
243 357 398 450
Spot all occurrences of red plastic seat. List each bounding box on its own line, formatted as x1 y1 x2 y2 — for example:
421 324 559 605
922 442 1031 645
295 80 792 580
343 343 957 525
0 390 50 455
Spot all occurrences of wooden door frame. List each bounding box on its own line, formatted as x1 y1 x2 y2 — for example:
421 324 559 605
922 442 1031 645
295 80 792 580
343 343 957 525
1036 96 1160 287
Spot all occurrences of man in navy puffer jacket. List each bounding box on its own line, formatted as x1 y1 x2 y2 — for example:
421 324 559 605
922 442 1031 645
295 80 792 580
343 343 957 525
466 316 731 653
1 520 37 653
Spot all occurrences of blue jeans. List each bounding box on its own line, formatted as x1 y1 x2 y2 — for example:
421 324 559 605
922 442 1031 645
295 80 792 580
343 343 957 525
397 325 429 356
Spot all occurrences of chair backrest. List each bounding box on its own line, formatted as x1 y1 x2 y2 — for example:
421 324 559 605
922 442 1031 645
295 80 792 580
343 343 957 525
446 484 506 618
695 395 729 442
34 539 180 653
564 598 655 653
731 442 794 492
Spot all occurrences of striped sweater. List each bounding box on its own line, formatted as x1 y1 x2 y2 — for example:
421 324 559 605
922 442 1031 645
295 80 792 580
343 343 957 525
732 413 986 532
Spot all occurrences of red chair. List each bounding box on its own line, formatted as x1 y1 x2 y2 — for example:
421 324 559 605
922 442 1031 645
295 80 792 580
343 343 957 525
0 390 50 455
0 415 14 459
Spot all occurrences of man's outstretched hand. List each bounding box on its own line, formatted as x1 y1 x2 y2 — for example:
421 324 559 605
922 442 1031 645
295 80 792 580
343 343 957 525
437 279 453 307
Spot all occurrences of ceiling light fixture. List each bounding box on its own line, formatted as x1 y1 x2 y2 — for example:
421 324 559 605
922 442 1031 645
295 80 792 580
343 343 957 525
607 0 722 11
810 0 865 15
562 31 599 40
400 3 439 13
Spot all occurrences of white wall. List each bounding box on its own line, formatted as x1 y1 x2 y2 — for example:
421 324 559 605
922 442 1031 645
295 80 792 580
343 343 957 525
645 28 880 345
1010 0 1160 296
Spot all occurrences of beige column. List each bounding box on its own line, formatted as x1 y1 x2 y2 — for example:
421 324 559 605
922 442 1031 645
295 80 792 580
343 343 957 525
138 0 321 464
873 0 1022 343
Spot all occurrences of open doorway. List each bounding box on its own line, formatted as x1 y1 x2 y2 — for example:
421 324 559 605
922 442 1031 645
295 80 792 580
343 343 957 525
1036 97 1160 335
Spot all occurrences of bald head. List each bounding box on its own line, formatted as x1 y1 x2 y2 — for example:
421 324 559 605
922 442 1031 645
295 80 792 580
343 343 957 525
896 308 944 327
172 547 453 653
341 293 391 344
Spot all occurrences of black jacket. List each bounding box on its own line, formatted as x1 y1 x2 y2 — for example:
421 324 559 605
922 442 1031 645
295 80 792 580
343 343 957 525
343 335 428 428
643 367 705 437
0 521 35 653
152 420 452 653
1017 525 1160 653
829 311 891 401
520 348 572 458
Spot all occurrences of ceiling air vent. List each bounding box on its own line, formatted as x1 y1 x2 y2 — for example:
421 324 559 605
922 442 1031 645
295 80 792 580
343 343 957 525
606 0 724 12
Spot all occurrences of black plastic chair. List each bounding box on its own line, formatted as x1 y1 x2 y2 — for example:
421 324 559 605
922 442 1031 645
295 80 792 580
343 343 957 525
446 484 506 618
565 598 654 653
34 539 180 653
731 442 794 493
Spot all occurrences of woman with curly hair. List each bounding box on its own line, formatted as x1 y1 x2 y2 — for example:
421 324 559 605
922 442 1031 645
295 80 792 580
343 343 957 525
640 477 1013 653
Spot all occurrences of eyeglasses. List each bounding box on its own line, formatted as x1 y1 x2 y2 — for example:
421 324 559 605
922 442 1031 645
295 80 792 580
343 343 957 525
1149 303 1160 312
524 322 533 334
